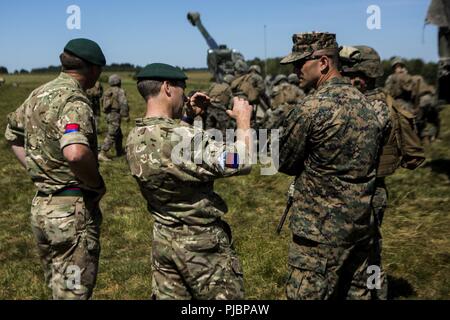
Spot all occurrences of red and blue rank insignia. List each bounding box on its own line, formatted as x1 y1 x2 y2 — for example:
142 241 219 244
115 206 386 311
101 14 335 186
64 123 80 134
224 152 239 169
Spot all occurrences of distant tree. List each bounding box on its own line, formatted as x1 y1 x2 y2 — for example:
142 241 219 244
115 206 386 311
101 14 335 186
19 69 29 74
0 66 8 74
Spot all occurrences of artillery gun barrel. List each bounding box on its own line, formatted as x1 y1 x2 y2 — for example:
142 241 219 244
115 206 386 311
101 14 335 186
187 12 219 50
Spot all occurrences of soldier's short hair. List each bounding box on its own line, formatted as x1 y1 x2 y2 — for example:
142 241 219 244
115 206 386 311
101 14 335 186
60 51 91 72
137 79 163 101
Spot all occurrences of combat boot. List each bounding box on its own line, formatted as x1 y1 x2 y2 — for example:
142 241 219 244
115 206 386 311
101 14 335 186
98 151 112 162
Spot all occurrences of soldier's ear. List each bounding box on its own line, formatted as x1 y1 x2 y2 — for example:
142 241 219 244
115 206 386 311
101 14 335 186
163 81 172 97
319 56 330 74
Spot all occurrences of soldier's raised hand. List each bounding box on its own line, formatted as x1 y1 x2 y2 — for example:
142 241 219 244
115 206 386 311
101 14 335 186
226 97 252 128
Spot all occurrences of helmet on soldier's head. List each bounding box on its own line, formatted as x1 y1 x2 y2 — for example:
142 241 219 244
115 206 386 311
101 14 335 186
223 74 236 84
287 73 299 84
234 59 249 75
108 74 121 86
340 45 384 78
391 57 406 69
249 65 261 74
273 74 288 86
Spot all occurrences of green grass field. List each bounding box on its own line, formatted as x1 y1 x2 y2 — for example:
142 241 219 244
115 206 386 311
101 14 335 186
0 72 449 300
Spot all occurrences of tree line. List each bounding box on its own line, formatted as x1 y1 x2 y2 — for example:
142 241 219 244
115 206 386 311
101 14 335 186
0 58 438 86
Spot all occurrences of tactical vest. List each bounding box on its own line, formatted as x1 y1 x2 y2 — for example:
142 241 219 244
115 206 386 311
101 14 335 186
377 94 425 177
208 83 232 106
230 74 259 103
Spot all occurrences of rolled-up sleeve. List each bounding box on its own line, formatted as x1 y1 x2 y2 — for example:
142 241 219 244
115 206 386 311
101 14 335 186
278 104 313 176
58 100 95 149
5 103 26 145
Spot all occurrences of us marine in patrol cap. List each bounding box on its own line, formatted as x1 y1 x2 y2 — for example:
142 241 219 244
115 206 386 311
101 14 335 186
126 63 253 300
5 38 107 299
278 32 381 300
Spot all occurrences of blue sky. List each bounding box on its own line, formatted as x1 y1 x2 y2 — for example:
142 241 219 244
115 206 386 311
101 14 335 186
0 0 438 71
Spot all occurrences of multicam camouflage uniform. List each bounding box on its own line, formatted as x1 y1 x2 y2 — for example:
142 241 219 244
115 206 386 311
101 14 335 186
85 81 103 131
101 76 129 157
126 117 251 300
4 72 102 300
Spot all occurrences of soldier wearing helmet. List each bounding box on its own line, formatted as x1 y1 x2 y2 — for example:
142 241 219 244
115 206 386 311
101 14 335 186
99 74 129 161
205 74 235 136
270 74 305 109
340 45 425 300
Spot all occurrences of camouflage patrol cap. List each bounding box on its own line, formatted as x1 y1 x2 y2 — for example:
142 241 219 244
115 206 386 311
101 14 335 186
340 45 384 78
280 32 339 65
108 74 121 86
64 38 106 66
391 57 405 69
136 63 188 81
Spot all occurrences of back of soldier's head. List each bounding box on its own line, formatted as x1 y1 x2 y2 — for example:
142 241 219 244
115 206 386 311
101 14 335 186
109 74 121 86
339 45 383 79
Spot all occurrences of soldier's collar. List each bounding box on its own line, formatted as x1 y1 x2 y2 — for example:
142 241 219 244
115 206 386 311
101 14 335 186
318 76 351 89
135 117 177 127
59 72 83 90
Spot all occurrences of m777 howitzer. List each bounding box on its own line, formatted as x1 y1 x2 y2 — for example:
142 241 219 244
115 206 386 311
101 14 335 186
187 12 246 83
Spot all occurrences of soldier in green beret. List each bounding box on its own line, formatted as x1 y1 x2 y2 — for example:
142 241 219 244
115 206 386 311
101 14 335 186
126 63 254 299
5 38 106 299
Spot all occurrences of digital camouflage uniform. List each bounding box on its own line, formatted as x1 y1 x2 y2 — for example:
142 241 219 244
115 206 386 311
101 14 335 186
126 116 251 300
101 83 129 156
85 81 103 131
5 72 102 300
279 33 382 300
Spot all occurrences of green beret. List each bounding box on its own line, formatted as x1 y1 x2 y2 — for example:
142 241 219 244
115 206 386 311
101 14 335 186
64 38 106 66
137 63 188 81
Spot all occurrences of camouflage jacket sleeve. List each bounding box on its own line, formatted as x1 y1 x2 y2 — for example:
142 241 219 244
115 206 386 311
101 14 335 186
278 102 313 176
118 88 129 118
171 124 252 180
58 100 95 150
5 102 26 146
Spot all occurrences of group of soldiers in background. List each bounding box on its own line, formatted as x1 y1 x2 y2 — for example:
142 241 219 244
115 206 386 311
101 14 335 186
384 58 441 146
201 56 442 150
